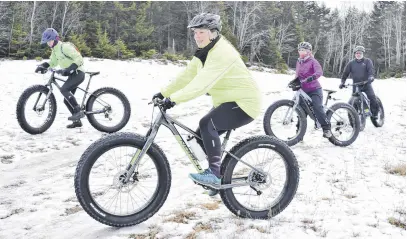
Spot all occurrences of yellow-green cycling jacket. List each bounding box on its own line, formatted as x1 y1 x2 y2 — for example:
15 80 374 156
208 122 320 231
161 36 261 119
49 41 84 72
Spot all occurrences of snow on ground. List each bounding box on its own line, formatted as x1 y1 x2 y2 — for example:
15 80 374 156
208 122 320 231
0 58 405 239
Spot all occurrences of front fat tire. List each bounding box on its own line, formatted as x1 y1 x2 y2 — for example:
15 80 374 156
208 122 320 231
348 96 366 131
327 102 360 147
74 132 171 227
263 99 307 146
16 85 57 134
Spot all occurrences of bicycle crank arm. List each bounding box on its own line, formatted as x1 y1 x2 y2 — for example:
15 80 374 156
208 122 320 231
194 177 250 190
195 181 251 190
85 109 106 115
218 182 251 189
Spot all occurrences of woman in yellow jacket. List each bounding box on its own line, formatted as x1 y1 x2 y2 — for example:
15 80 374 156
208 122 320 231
152 13 262 188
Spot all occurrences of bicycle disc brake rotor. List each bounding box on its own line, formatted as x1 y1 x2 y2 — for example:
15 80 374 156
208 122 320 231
335 120 345 131
248 170 272 190
112 170 138 192
104 106 112 119
35 108 45 116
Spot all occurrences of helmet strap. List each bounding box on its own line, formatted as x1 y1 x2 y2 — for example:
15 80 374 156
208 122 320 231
51 39 58 48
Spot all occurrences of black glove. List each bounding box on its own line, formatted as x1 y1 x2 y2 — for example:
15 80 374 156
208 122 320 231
291 84 301 91
368 76 374 83
57 63 78 76
305 75 315 83
162 98 176 110
152 92 164 100
339 82 345 89
288 77 299 86
288 77 300 91
35 62 50 74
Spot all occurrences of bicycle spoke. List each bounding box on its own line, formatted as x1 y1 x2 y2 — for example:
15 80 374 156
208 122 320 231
231 146 287 212
88 145 159 217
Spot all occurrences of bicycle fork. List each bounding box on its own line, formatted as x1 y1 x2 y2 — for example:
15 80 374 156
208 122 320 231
360 93 372 117
33 87 53 111
123 114 162 183
283 99 299 125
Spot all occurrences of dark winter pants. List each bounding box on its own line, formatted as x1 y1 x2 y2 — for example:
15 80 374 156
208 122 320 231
352 83 379 116
194 102 254 178
60 70 85 114
299 88 331 130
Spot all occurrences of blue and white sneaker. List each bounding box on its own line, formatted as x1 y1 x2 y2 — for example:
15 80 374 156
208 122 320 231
189 168 221 188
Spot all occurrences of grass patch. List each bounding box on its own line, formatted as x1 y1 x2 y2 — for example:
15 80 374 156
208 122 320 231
385 163 406 176
200 201 220 210
388 217 406 229
129 225 160 239
163 210 196 224
186 222 213 239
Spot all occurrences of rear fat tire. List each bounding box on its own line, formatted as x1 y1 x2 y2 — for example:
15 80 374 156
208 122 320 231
220 135 299 219
86 87 131 133
371 97 384 127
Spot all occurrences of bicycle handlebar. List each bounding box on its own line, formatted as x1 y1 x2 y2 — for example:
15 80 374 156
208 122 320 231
345 80 371 87
148 98 164 106
35 65 61 74
342 80 372 89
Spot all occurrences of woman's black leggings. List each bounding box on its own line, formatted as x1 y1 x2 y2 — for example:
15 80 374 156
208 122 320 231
194 102 254 178
60 70 85 114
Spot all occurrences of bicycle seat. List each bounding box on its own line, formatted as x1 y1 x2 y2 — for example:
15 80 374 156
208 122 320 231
86 71 100 76
323 89 336 94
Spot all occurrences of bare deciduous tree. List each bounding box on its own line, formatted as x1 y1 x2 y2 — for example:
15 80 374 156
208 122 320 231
51 2 58 28
29 1 36 46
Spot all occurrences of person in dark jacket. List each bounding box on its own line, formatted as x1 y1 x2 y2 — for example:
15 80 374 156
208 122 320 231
339 45 379 118
289 42 332 138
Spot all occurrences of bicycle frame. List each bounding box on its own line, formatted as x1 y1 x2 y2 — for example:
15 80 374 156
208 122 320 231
33 70 109 115
284 88 349 129
351 83 372 117
123 100 268 190
284 89 321 128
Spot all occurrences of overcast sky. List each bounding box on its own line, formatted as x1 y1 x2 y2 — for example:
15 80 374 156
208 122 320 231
317 0 374 13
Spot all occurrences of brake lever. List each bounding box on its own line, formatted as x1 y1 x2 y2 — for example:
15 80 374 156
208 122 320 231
149 98 164 105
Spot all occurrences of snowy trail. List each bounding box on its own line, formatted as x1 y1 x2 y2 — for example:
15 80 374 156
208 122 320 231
0 59 405 239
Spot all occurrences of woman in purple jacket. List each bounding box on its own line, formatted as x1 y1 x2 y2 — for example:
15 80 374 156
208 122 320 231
289 42 332 138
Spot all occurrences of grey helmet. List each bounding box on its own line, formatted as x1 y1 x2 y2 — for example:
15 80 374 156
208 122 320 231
298 41 312 51
353 45 365 53
187 13 222 31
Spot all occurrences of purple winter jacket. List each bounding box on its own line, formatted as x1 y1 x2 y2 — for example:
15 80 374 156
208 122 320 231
295 56 323 93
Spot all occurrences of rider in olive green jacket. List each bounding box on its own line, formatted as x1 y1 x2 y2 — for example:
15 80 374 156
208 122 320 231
152 13 261 191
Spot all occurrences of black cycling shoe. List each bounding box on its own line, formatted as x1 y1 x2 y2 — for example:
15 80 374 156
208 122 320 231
66 120 82 129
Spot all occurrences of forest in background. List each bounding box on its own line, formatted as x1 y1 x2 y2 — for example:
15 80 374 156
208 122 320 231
0 1 405 78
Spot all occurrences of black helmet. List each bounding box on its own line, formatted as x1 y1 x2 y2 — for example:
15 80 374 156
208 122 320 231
298 42 312 51
187 13 222 31
353 45 365 53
